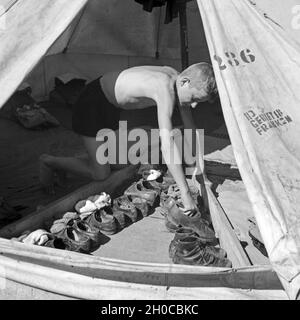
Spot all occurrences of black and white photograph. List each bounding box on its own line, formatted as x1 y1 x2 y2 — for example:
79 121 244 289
0 0 299 304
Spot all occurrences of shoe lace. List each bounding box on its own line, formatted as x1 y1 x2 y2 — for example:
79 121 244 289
117 197 132 210
184 209 198 217
197 247 218 265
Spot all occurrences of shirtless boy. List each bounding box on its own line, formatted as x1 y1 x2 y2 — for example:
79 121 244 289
40 63 217 215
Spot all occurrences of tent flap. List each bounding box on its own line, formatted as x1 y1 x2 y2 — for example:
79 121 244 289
0 0 88 108
196 0 300 298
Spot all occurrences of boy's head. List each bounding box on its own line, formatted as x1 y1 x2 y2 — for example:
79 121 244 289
176 62 218 108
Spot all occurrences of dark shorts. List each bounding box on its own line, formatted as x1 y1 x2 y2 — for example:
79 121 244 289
72 78 121 137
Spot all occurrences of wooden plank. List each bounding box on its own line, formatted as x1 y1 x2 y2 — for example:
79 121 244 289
216 181 270 266
207 185 252 267
193 176 251 267
0 165 138 239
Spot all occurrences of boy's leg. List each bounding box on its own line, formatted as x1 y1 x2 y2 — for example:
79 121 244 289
111 125 155 170
39 136 111 194
39 126 155 193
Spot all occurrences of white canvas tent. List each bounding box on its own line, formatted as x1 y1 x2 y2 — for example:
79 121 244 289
0 0 299 300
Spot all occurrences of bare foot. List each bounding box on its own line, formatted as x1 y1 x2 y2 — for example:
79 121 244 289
39 154 56 195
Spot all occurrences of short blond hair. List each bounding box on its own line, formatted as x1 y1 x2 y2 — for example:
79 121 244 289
179 63 217 96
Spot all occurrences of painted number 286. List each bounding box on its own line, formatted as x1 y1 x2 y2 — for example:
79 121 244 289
214 49 256 71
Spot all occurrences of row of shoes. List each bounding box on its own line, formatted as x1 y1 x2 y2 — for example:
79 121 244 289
45 189 157 253
12 168 174 253
119 166 232 268
12 165 232 268
12 212 111 254
47 168 178 253
148 172 233 268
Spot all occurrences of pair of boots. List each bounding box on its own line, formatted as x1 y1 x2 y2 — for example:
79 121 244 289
169 227 232 268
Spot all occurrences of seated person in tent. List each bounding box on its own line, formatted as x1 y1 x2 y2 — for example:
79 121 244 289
39 63 217 215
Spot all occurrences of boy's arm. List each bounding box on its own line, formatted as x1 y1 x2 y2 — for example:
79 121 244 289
156 97 198 212
179 106 203 171
179 106 209 212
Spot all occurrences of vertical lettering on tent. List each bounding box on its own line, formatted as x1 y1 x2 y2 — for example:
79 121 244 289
292 5 300 29
0 265 6 290
0 5 6 31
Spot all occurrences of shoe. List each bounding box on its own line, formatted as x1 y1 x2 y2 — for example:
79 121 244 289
169 233 227 260
165 184 182 204
142 171 175 192
50 213 108 251
142 169 162 181
164 214 179 233
75 193 111 218
130 197 150 217
159 188 172 208
43 237 73 251
70 219 107 251
51 226 92 253
21 229 53 246
83 206 117 235
154 206 169 217
167 183 200 204
173 238 232 268
141 179 162 194
165 198 216 243
112 195 138 227
124 180 159 206
52 212 79 226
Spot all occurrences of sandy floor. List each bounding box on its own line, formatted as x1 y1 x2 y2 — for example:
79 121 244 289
93 208 174 263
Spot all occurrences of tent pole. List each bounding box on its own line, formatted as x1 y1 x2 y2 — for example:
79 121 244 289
179 1 189 70
155 7 163 59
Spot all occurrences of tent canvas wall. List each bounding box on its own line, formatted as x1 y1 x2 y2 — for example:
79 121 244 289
197 0 300 299
0 0 300 299
13 0 212 101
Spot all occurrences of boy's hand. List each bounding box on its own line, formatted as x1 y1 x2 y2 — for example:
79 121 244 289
181 190 199 214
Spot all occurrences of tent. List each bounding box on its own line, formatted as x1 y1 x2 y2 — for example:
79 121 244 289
0 0 299 300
